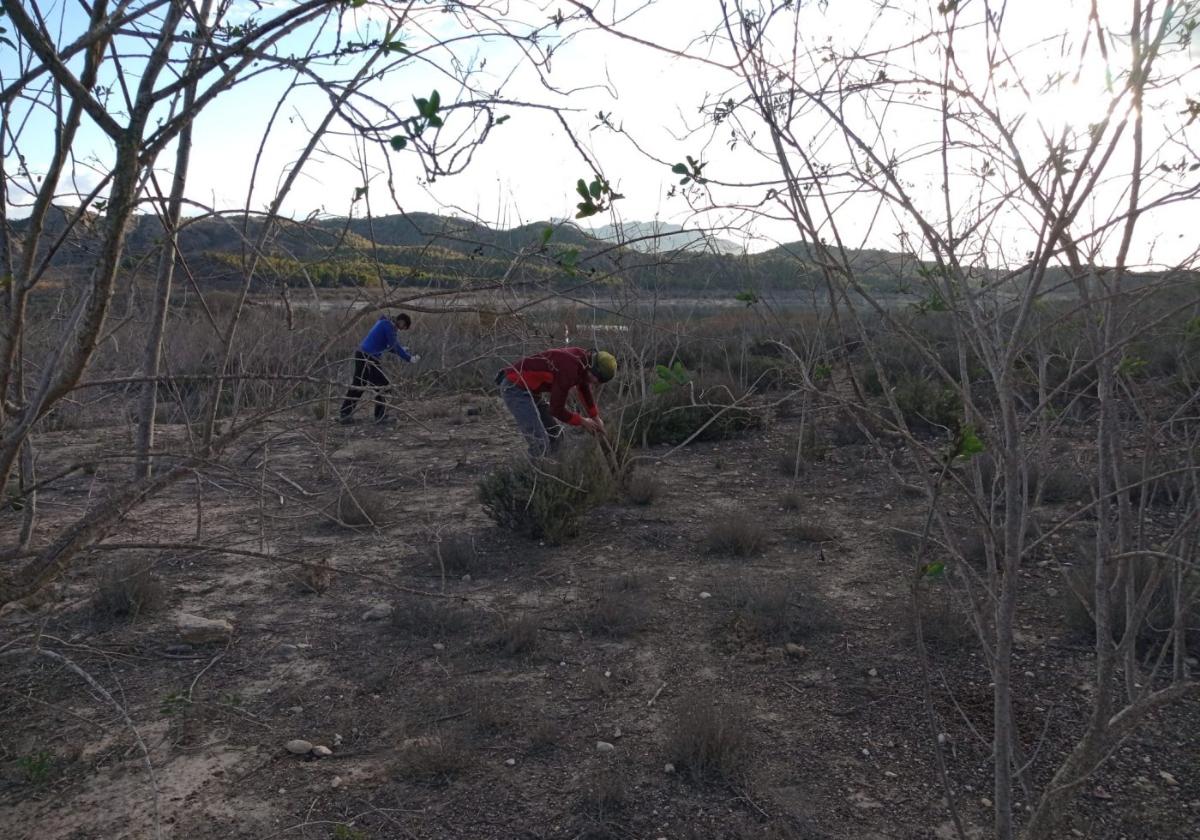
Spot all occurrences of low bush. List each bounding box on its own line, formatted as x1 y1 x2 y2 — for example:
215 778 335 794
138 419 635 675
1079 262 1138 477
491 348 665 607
704 512 766 556
489 612 540 657
791 520 837 543
725 578 835 643
909 584 976 655
1060 554 1199 653
393 731 467 783
780 490 803 511
666 693 750 784
583 590 648 638
429 532 487 577
334 486 389 527
478 440 615 543
623 470 663 506
619 378 764 448
391 596 475 640
579 764 627 821
890 374 962 434
93 559 166 621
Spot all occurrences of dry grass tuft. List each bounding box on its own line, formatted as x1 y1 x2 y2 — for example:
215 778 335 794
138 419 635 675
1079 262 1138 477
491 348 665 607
666 693 750 784
909 584 977 654
578 764 627 821
725 578 836 643
489 612 540 657
791 519 837 543
93 559 166 621
704 511 766 556
393 731 468 783
780 490 803 512
583 590 648 638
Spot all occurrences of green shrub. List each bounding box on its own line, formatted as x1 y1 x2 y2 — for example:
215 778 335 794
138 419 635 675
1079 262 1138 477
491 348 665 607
619 379 763 448
891 375 961 433
478 441 614 543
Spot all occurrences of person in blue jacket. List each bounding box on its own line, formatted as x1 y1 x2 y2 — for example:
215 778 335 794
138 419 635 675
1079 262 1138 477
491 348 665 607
339 312 420 424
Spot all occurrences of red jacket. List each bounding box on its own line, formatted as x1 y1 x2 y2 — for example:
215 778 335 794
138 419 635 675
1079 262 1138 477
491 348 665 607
503 347 598 426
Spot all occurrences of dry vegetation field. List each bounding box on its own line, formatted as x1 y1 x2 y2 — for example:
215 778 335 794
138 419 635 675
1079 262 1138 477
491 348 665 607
2 298 1199 840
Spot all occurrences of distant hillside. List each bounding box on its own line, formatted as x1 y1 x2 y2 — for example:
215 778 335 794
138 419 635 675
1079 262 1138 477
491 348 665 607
14 207 987 297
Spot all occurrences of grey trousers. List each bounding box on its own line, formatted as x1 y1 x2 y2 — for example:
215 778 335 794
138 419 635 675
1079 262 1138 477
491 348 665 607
500 380 562 457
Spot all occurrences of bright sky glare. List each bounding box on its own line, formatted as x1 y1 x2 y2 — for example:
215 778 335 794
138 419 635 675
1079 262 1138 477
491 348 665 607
4 0 1198 265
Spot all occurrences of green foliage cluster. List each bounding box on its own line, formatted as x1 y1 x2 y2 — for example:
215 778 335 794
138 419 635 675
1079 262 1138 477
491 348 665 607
477 441 615 543
620 378 764 447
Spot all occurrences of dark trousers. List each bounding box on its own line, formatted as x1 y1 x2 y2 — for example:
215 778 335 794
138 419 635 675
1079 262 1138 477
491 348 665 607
340 351 390 420
500 379 562 456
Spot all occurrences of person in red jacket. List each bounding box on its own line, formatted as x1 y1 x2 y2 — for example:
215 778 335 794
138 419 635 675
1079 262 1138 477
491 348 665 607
496 347 617 456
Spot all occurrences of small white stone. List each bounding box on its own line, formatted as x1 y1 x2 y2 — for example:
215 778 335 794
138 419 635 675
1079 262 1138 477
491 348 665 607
981 797 993 807
312 745 333 757
461 574 472 582
867 668 878 678
861 748 870 758
613 727 623 739
664 763 676 774
1024 671 1035 678
505 758 517 767
595 741 615 753
1159 770 1179 786
603 671 611 678
884 771 897 778
699 591 712 599
331 776 342 789
285 739 313 755
432 643 445 651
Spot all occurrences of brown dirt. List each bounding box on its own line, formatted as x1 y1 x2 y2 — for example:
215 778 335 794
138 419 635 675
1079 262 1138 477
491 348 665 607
1 396 1197 839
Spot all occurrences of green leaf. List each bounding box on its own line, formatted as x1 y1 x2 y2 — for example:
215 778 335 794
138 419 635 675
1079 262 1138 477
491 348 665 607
576 179 590 201
495 115 510 125
589 179 602 199
575 203 597 219
353 186 368 201
560 248 579 266
382 39 407 53
920 561 945 578
540 227 553 245
655 364 671 379
734 290 759 305
415 97 429 114
954 424 985 459
426 115 443 128
652 380 673 394
671 361 686 377
429 89 440 112
671 163 688 175
389 135 407 151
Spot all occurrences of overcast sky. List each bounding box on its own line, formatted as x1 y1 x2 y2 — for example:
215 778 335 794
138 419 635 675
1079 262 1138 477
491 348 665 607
4 0 1198 264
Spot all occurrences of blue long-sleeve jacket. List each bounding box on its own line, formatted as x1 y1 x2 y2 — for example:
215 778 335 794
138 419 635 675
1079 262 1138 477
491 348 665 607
359 316 412 362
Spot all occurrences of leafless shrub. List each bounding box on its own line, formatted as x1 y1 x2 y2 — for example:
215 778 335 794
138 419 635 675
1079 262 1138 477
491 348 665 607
666 693 750 784
93 559 165 621
391 596 475 640
623 469 663 506
780 490 803 511
333 486 389 527
704 511 766 556
489 612 539 657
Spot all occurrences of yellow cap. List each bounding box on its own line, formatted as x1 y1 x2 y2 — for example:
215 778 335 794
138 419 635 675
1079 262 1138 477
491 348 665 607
592 350 617 383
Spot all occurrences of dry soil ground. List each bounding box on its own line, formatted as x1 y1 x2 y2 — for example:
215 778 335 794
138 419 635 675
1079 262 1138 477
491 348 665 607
1 394 1198 839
